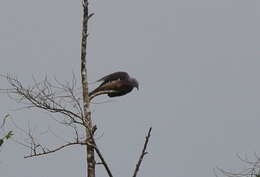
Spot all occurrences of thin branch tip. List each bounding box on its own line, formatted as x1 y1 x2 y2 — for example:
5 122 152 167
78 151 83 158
132 127 152 177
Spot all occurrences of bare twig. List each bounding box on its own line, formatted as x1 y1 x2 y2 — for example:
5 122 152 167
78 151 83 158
84 126 113 177
217 154 260 177
24 141 86 158
132 127 152 177
93 141 113 177
0 75 93 162
94 148 113 177
1 75 84 126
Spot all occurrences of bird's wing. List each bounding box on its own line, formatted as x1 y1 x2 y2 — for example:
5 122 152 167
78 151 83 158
97 72 129 83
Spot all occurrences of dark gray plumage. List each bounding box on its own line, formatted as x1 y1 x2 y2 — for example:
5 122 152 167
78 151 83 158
89 71 139 99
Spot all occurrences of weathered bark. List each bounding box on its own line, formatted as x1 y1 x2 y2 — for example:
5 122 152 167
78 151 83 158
80 1 95 177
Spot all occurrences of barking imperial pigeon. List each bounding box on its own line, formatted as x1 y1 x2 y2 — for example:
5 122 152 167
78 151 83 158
89 72 139 100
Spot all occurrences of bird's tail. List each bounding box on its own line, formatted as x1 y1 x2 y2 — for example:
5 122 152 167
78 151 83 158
89 87 100 100
89 86 117 101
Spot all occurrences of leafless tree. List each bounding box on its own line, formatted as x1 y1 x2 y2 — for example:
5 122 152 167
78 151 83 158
215 154 260 177
1 1 152 177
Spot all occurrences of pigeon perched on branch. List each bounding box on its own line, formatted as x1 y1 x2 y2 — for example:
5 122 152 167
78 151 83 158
89 72 139 100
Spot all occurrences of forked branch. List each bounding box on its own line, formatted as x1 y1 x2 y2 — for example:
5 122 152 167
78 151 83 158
1 75 83 125
216 153 260 177
24 141 86 158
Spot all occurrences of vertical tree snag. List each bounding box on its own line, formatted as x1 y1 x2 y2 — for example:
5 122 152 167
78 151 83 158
80 1 95 177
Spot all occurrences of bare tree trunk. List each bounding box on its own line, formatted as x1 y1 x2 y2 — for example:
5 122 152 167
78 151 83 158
80 1 95 177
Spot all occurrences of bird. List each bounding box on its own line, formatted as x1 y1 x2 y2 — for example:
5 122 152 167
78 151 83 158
89 71 139 100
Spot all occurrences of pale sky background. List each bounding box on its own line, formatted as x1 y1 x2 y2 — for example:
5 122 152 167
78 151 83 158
0 0 260 177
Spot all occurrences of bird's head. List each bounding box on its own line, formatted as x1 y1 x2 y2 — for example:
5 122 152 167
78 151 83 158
131 78 139 90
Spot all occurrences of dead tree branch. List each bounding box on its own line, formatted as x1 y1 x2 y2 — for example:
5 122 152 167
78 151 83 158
94 143 113 177
1 75 84 126
87 127 113 177
0 75 91 159
24 141 86 158
132 127 152 177
23 123 86 159
216 154 260 177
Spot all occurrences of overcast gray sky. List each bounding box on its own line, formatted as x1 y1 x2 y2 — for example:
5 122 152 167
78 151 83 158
1 0 260 177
